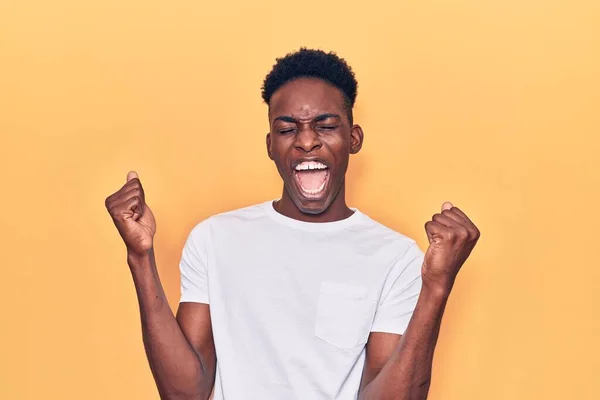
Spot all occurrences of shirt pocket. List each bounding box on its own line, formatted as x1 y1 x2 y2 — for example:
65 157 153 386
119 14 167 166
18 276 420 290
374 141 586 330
314 281 376 349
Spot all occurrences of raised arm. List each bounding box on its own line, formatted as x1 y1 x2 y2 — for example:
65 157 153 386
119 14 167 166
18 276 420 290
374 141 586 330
106 172 216 400
359 202 480 400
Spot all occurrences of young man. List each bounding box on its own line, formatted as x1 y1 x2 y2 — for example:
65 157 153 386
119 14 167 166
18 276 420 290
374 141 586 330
106 49 480 400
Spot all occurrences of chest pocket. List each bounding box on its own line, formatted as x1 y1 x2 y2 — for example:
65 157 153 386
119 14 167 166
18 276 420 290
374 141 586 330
315 281 376 349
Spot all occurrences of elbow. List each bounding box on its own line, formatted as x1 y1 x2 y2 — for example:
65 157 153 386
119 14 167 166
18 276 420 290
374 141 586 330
160 388 211 400
359 382 431 400
158 379 212 400
408 378 431 400
157 361 214 400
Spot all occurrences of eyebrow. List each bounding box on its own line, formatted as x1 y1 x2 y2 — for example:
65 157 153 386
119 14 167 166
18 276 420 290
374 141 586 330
273 113 341 123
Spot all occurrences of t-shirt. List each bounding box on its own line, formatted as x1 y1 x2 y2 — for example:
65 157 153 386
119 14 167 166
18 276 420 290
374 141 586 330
179 200 424 400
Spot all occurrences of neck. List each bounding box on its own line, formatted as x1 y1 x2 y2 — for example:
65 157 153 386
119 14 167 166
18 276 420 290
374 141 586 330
274 183 354 223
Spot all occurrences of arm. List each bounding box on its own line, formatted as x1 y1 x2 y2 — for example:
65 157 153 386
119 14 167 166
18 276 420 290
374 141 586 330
129 251 216 400
358 284 449 400
359 202 480 400
106 171 216 400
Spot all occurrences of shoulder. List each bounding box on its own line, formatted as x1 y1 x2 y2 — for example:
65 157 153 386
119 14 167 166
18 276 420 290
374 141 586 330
357 210 420 243
187 201 271 238
355 211 424 260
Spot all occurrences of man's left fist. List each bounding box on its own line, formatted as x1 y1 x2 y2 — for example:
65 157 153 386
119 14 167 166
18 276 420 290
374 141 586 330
422 202 480 292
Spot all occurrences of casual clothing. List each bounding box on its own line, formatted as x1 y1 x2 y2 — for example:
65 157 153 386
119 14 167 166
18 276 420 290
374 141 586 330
180 201 423 399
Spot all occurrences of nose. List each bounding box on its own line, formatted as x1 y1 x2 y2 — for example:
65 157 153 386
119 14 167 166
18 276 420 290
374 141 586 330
294 126 322 153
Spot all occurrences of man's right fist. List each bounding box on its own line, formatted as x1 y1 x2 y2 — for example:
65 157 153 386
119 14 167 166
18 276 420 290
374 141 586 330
105 171 156 256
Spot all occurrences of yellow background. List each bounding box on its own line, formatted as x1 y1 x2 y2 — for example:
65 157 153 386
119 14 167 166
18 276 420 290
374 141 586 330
1 0 599 399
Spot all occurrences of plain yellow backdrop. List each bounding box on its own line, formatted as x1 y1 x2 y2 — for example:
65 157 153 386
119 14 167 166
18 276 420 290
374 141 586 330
1 0 599 399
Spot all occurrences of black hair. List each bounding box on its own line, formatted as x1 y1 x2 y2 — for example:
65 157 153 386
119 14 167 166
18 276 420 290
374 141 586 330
261 48 358 123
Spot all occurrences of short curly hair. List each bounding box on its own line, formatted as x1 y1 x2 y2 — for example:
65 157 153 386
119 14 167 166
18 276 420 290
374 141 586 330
261 48 358 123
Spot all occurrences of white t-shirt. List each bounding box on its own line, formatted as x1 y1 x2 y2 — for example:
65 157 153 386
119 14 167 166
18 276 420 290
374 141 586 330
179 200 424 400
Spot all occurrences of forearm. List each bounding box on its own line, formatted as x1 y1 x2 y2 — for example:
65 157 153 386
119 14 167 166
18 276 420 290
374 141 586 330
360 283 451 400
128 249 211 400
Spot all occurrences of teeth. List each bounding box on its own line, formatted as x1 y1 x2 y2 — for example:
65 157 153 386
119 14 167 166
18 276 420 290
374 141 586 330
295 161 328 171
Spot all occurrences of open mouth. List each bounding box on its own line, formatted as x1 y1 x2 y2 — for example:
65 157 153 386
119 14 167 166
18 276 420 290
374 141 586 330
292 161 330 198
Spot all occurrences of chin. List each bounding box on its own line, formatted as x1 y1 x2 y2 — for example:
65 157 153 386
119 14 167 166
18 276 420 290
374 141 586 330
294 198 330 215
288 186 337 215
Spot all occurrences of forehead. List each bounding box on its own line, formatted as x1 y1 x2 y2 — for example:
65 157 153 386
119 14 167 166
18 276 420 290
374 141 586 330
269 77 346 120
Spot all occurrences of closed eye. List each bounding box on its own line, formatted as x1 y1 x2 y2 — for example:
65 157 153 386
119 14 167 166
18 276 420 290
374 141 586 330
278 128 296 134
318 125 337 131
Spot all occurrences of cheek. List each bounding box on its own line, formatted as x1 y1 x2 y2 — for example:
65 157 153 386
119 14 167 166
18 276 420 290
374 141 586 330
268 137 283 156
269 141 290 167
323 135 351 160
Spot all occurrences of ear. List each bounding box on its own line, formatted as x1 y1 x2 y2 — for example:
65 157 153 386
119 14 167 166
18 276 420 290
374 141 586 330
266 132 273 160
349 124 364 154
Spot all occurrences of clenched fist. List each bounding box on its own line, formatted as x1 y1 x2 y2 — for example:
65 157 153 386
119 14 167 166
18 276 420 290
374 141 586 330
105 171 156 256
422 202 480 291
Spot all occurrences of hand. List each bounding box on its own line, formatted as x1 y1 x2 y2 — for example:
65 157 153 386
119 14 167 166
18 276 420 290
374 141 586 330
105 171 156 257
422 202 480 292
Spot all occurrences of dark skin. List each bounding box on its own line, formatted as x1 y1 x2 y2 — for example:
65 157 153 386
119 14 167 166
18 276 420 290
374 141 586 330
266 77 363 222
105 172 216 400
106 77 480 400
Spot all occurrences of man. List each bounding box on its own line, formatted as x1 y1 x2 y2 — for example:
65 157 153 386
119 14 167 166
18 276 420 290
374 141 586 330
105 48 480 400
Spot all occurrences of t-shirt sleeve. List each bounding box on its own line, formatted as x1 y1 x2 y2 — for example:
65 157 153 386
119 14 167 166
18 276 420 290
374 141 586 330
371 241 424 335
179 221 210 304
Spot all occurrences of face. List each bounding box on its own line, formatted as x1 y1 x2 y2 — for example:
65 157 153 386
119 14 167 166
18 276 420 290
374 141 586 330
266 78 363 215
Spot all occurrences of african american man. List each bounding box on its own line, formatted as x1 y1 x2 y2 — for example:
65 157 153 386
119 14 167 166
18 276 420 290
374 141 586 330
105 48 480 400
